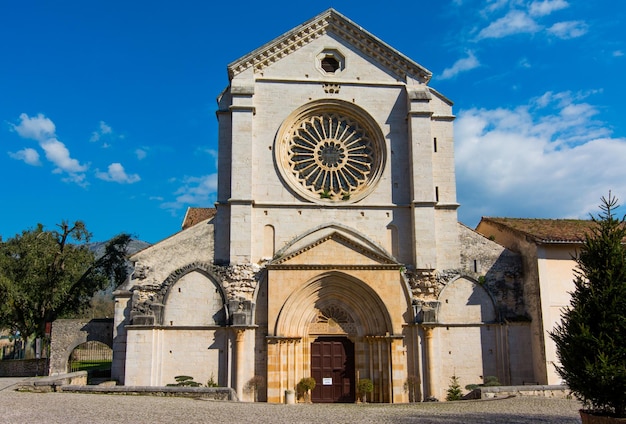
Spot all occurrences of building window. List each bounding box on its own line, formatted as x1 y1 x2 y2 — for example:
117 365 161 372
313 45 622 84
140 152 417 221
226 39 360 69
275 99 385 203
321 57 340 73
316 49 345 75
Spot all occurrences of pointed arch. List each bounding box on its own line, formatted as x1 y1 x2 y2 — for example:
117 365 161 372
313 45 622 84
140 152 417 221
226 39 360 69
437 276 497 324
161 263 228 326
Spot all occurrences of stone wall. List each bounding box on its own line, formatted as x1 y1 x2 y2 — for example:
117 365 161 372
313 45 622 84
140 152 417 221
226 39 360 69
458 223 526 320
475 384 570 399
0 358 47 377
49 319 113 375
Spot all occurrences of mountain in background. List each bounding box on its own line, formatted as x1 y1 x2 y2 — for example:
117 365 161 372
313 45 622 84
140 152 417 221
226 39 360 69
87 238 151 260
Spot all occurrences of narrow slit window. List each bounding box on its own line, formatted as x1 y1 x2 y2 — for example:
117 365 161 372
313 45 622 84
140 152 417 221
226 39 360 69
433 137 437 152
435 186 439 202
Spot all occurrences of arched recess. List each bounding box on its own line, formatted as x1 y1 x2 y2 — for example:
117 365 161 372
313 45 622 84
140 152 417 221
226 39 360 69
67 340 112 379
263 224 275 259
438 276 497 324
162 265 228 326
275 271 393 337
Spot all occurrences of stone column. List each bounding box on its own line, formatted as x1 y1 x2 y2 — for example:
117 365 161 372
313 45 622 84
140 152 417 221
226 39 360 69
423 327 436 399
235 329 245 399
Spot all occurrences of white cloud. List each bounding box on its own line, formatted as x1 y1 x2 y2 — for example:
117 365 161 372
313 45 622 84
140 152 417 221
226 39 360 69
135 148 147 160
613 50 624 57
455 92 626 226
482 0 511 15
10 113 88 184
90 121 114 145
477 10 541 39
11 113 55 141
99 121 112 134
161 174 218 213
547 21 588 39
96 163 141 184
529 0 569 17
439 51 480 80
8 148 41 166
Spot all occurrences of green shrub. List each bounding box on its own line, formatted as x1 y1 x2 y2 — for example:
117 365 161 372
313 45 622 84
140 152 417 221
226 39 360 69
445 375 463 401
166 375 201 387
357 378 374 402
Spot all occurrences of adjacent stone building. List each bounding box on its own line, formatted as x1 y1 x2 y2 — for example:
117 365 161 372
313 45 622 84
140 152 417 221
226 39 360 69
475 218 595 387
112 9 566 403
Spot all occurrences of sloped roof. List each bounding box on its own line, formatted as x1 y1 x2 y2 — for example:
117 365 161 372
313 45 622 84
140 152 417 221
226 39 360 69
227 8 432 83
478 217 596 244
182 207 217 230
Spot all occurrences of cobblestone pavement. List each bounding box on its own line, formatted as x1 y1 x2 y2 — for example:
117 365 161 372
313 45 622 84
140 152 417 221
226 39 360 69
0 381 582 424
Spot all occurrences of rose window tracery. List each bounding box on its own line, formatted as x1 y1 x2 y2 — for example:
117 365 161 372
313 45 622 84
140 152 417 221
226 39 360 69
276 100 385 203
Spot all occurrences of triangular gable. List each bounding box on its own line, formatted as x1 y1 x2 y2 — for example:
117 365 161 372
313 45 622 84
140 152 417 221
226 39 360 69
271 232 397 267
228 8 432 84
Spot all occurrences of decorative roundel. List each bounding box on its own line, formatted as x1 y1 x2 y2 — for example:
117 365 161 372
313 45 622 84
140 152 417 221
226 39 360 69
275 100 385 204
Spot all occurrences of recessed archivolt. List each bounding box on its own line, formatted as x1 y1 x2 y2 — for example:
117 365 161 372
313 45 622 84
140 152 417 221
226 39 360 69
274 272 392 337
437 276 497 324
161 262 225 302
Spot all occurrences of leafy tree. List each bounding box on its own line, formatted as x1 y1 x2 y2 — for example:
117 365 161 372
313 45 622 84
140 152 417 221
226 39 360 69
551 194 626 417
0 221 131 341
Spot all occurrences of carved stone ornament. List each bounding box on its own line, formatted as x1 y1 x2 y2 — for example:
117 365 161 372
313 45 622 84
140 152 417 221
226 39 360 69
275 99 385 204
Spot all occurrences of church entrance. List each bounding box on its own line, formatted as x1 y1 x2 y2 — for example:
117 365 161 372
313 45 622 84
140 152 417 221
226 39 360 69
310 337 355 403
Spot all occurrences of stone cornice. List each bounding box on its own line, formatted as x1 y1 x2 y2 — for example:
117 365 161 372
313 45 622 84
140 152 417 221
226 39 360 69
267 264 401 270
431 114 456 122
227 8 431 83
435 202 460 211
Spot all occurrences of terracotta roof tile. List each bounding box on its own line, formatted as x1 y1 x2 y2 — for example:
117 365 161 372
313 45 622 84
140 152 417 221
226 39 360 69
479 217 596 243
182 207 217 230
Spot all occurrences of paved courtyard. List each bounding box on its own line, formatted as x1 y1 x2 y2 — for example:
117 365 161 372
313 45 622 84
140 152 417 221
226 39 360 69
0 379 582 424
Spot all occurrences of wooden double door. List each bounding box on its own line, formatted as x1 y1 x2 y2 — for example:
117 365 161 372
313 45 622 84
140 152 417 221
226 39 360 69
310 337 355 403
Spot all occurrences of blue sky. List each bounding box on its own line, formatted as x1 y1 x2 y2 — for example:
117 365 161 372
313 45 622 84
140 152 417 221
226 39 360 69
1 0 625 244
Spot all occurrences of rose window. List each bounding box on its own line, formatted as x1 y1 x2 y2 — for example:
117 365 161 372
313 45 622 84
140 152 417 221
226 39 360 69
276 100 385 203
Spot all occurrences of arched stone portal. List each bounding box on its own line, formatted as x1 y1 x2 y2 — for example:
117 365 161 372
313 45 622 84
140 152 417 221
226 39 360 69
266 272 402 403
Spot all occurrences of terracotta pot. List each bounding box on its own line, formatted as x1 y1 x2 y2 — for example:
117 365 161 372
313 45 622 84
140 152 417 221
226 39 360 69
580 410 626 424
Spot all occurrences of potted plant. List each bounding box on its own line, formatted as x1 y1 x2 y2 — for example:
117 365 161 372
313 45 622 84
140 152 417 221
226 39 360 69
551 194 626 423
357 378 374 403
297 377 316 403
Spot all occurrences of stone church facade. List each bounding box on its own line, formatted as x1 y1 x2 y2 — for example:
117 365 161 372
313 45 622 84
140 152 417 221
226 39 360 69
112 9 537 403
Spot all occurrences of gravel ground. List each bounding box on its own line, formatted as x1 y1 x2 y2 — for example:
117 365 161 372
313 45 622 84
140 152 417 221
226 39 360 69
0 379 583 424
